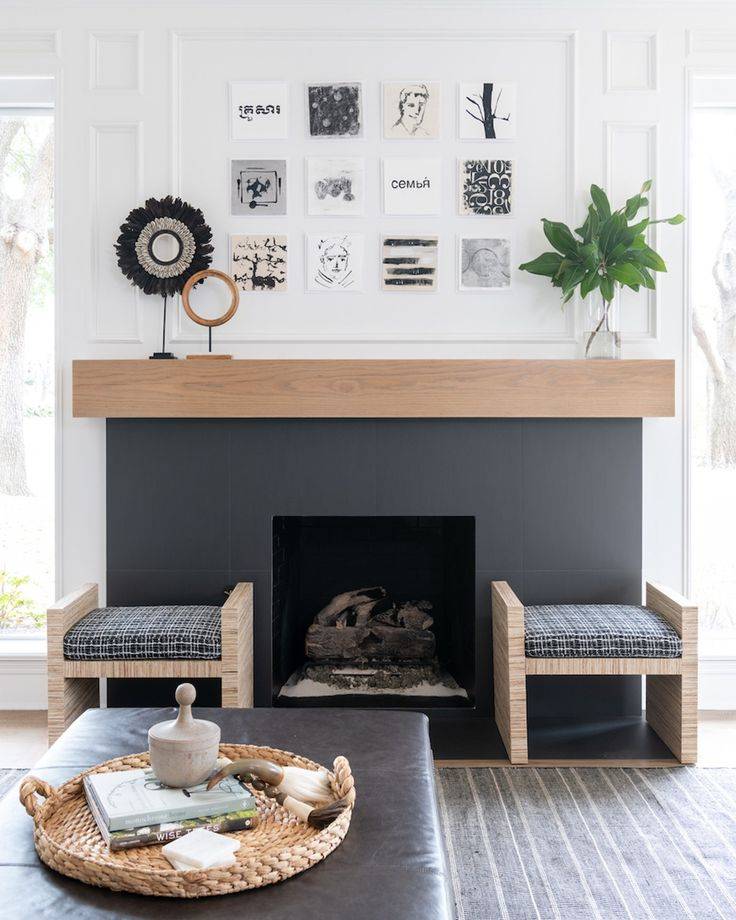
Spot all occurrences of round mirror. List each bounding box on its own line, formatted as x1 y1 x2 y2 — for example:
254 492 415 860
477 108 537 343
148 229 184 266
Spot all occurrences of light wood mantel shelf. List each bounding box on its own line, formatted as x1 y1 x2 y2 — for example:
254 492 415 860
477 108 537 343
72 359 675 419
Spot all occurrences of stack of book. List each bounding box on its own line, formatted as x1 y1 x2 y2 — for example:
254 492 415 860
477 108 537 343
83 759 258 851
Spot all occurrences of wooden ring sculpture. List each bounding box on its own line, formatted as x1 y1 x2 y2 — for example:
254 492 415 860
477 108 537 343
181 269 239 327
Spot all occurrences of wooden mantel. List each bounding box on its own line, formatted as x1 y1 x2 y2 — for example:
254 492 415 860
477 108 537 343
72 359 675 419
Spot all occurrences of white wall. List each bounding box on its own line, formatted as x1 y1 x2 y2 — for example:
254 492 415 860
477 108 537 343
3 1 734 664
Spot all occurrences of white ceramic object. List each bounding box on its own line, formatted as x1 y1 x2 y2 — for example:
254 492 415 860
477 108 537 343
148 683 220 788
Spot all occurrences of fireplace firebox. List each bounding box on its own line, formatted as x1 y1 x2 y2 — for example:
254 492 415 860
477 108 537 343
272 516 475 707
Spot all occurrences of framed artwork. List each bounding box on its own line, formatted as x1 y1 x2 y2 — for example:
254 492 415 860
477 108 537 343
382 157 442 215
306 83 362 137
381 235 438 292
306 234 364 292
459 237 511 291
229 82 288 140
231 159 287 215
383 81 440 139
458 82 516 140
231 234 288 292
306 157 364 216
458 158 512 216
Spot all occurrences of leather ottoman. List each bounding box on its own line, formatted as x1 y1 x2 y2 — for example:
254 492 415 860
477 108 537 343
0 708 454 919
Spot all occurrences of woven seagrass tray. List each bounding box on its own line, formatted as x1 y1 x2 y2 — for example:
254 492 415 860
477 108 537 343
19 743 355 898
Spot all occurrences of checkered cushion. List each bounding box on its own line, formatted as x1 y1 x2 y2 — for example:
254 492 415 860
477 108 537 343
524 604 682 659
63 606 221 660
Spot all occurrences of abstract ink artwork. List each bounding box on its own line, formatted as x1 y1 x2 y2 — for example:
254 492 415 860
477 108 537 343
307 83 362 137
459 159 512 216
459 237 511 291
230 82 288 140
383 82 440 138
306 157 364 216
383 157 442 215
231 234 287 292
458 82 516 140
381 236 438 291
231 160 287 216
306 234 364 292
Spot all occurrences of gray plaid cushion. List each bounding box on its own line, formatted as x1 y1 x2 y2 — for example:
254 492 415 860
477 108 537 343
524 604 682 658
63 606 221 660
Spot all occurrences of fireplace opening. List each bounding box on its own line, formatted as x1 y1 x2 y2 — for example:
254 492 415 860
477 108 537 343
272 516 475 708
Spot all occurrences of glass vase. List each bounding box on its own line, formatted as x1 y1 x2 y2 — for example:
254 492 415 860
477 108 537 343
582 292 621 359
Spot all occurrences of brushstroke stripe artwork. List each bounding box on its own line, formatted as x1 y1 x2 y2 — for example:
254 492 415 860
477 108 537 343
382 236 438 291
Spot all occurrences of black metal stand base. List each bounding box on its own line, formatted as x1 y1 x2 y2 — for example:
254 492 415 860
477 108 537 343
149 352 177 360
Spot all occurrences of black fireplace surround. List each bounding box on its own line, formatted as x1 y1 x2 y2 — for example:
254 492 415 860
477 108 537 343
106 417 645 758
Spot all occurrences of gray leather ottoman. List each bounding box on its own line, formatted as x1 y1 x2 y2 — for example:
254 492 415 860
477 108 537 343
0 708 453 919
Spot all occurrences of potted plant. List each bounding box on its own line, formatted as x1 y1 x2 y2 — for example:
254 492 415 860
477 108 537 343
519 181 684 358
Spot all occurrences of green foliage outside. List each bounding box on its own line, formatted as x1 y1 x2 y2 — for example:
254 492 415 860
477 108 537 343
0 572 44 629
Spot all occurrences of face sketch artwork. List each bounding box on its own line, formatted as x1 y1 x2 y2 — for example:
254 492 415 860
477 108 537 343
393 84 429 136
384 82 440 139
314 237 354 289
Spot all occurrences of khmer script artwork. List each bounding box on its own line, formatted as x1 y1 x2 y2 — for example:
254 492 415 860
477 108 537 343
230 82 288 140
381 236 438 291
382 157 442 215
459 159 512 216
231 160 287 215
459 237 511 291
307 83 362 137
383 82 440 139
306 234 364 292
231 234 288 292
306 157 364 216
458 82 516 140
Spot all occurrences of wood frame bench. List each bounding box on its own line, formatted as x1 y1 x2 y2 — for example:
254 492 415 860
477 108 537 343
47 582 253 743
491 580 698 765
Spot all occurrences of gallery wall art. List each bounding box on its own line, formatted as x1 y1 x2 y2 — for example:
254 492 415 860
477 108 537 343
231 159 287 215
307 83 363 137
306 234 364 292
459 159 512 216
459 237 511 291
381 236 438 291
382 157 442 215
230 82 288 140
383 81 440 139
458 82 516 140
306 157 364 216
231 234 288 292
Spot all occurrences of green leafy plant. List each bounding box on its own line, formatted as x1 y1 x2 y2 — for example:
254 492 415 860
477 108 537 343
519 181 684 354
0 572 43 629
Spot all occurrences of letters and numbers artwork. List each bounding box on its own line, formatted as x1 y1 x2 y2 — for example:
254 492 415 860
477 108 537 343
459 159 512 216
230 82 288 140
458 82 516 140
307 83 363 137
459 237 511 291
381 236 438 292
306 234 364 292
231 159 287 215
231 234 288 293
306 157 364 216
383 82 440 139
382 157 442 215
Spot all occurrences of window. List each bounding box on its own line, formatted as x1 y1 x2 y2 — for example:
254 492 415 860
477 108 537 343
0 84 54 636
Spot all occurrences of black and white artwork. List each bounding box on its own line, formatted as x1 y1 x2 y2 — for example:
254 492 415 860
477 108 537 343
383 157 442 215
459 159 512 216
231 234 287 292
306 157 364 216
231 160 287 215
306 234 364 292
459 237 511 291
307 83 362 137
230 82 288 140
458 82 516 140
381 236 438 292
383 82 440 139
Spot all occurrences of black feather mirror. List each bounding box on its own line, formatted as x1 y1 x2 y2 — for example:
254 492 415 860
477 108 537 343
115 196 213 358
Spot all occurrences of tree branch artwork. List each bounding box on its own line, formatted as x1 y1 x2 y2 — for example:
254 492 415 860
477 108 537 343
465 83 511 140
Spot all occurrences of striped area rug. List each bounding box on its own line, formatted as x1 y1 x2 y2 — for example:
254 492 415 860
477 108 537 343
437 766 736 920
0 769 26 801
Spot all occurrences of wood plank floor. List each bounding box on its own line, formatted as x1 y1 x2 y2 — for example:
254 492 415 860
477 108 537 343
0 710 734 769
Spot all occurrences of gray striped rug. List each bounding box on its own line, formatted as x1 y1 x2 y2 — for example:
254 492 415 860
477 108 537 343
0 769 26 801
437 767 736 920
